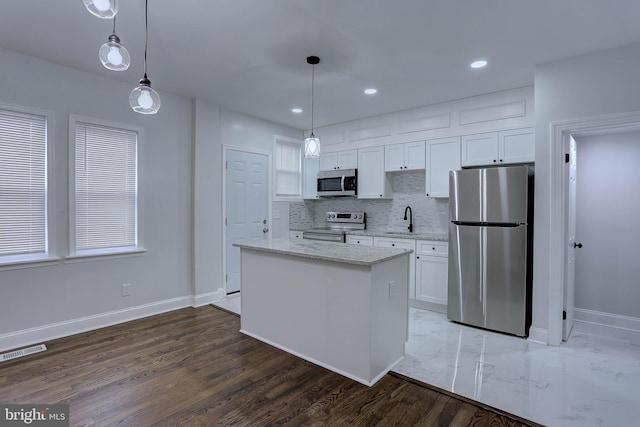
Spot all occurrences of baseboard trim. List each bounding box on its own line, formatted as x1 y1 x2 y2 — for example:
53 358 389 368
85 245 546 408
193 290 223 307
574 308 640 333
409 299 446 314
527 326 548 345
0 296 192 353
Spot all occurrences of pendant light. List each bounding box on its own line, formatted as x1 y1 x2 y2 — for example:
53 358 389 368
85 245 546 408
83 0 118 19
129 0 161 114
99 11 130 71
304 56 321 158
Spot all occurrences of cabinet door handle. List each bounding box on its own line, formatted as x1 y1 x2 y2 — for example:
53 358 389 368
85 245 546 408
416 256 420 259
391 243 395 247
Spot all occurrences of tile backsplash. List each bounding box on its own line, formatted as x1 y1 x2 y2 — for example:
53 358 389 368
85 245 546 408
289 171 449 234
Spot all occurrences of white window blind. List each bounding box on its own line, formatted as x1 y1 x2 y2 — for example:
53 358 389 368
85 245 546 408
274 138 301 198
74 121 138 253
0 108 47 258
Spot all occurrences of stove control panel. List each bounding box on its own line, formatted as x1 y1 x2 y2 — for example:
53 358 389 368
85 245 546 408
325 211 366 223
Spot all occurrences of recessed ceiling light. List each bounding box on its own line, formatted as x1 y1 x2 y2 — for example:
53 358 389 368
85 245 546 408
291 108 303 114
470 60 488 69
364 88 378 95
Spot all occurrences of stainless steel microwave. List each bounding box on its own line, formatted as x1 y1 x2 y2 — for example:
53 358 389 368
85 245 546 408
317 169 357 197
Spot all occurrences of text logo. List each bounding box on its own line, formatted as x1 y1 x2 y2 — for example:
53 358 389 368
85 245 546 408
1 405 69 426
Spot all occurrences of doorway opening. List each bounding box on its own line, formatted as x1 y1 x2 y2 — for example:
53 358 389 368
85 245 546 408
569 130 640 338
548 111 640 345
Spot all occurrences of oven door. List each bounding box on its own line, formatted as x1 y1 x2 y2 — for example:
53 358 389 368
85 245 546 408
302 230 345 243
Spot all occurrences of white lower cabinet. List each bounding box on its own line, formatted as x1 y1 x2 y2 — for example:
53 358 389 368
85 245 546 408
345 235 373 246
373 237 416 299
348 236 448 311
415 241 448 308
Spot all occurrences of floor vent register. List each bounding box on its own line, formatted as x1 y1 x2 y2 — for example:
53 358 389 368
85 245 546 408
0 344 47 362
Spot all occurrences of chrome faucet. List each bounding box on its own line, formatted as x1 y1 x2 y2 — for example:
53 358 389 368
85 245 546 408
403 206 413 233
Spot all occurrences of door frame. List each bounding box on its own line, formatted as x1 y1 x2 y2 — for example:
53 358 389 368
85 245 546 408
222 145 272 295
548 110 640 345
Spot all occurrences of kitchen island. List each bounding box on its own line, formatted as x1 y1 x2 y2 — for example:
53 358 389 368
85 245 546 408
233 238 411 386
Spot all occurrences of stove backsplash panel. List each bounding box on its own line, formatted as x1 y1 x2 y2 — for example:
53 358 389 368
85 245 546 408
289 171 449 235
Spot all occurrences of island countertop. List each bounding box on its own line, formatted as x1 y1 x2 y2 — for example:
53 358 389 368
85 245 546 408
234 238 412 266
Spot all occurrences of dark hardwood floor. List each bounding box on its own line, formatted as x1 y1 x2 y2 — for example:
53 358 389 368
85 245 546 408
0 306 538 426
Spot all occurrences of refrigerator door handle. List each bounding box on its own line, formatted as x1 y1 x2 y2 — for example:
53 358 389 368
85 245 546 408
480 228 487 326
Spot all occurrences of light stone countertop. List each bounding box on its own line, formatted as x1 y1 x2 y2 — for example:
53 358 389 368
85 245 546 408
234 238 412 266
289 228 448 241
345 230 448 241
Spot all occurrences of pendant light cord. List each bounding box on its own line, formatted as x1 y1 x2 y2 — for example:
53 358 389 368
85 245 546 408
143 0 149 79
311 63 315 134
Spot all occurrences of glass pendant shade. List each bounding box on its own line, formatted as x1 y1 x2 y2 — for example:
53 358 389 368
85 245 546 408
304 133 321 158
83 0 118 19
129 78 161 114
130 79 161 114
99 35 130 71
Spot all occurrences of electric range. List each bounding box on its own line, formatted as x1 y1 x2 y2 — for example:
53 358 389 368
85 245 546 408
302 211 366 243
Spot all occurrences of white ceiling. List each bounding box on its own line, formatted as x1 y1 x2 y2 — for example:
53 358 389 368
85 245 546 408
2 0 640 130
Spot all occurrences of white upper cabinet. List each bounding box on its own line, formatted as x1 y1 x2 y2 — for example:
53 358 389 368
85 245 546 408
461 128 534 167
302 157 319 199
319 149 358 171
357 146 392 199
385 141 426 171
425 137 460 198
499 128 535 164
461 132 499 166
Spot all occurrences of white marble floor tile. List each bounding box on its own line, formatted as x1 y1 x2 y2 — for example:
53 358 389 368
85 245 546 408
393 308 640 427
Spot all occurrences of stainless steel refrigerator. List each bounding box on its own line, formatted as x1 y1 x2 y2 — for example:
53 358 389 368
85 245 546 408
447 165 533 337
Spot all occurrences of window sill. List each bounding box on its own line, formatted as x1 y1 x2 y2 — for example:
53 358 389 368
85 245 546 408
274 196 303 202
64 248 147 264
0 256 62 271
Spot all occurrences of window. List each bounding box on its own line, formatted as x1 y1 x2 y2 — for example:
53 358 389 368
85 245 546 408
0 105 51 265
273 136 302 200
70 116 143 257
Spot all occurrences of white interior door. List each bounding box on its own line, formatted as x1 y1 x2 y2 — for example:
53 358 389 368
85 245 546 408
225 149 269 294
563 136 577 340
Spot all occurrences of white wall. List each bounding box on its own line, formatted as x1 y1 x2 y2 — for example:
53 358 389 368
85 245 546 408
533 42 640 342
574 131 640 319
192 103 302 301
0 47 193 347
0 47 302 350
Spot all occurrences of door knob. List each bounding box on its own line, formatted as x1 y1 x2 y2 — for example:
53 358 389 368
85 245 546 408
263 228 269 233
574 242 583 248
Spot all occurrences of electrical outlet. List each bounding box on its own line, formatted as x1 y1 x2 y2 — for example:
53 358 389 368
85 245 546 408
122 283 131 297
